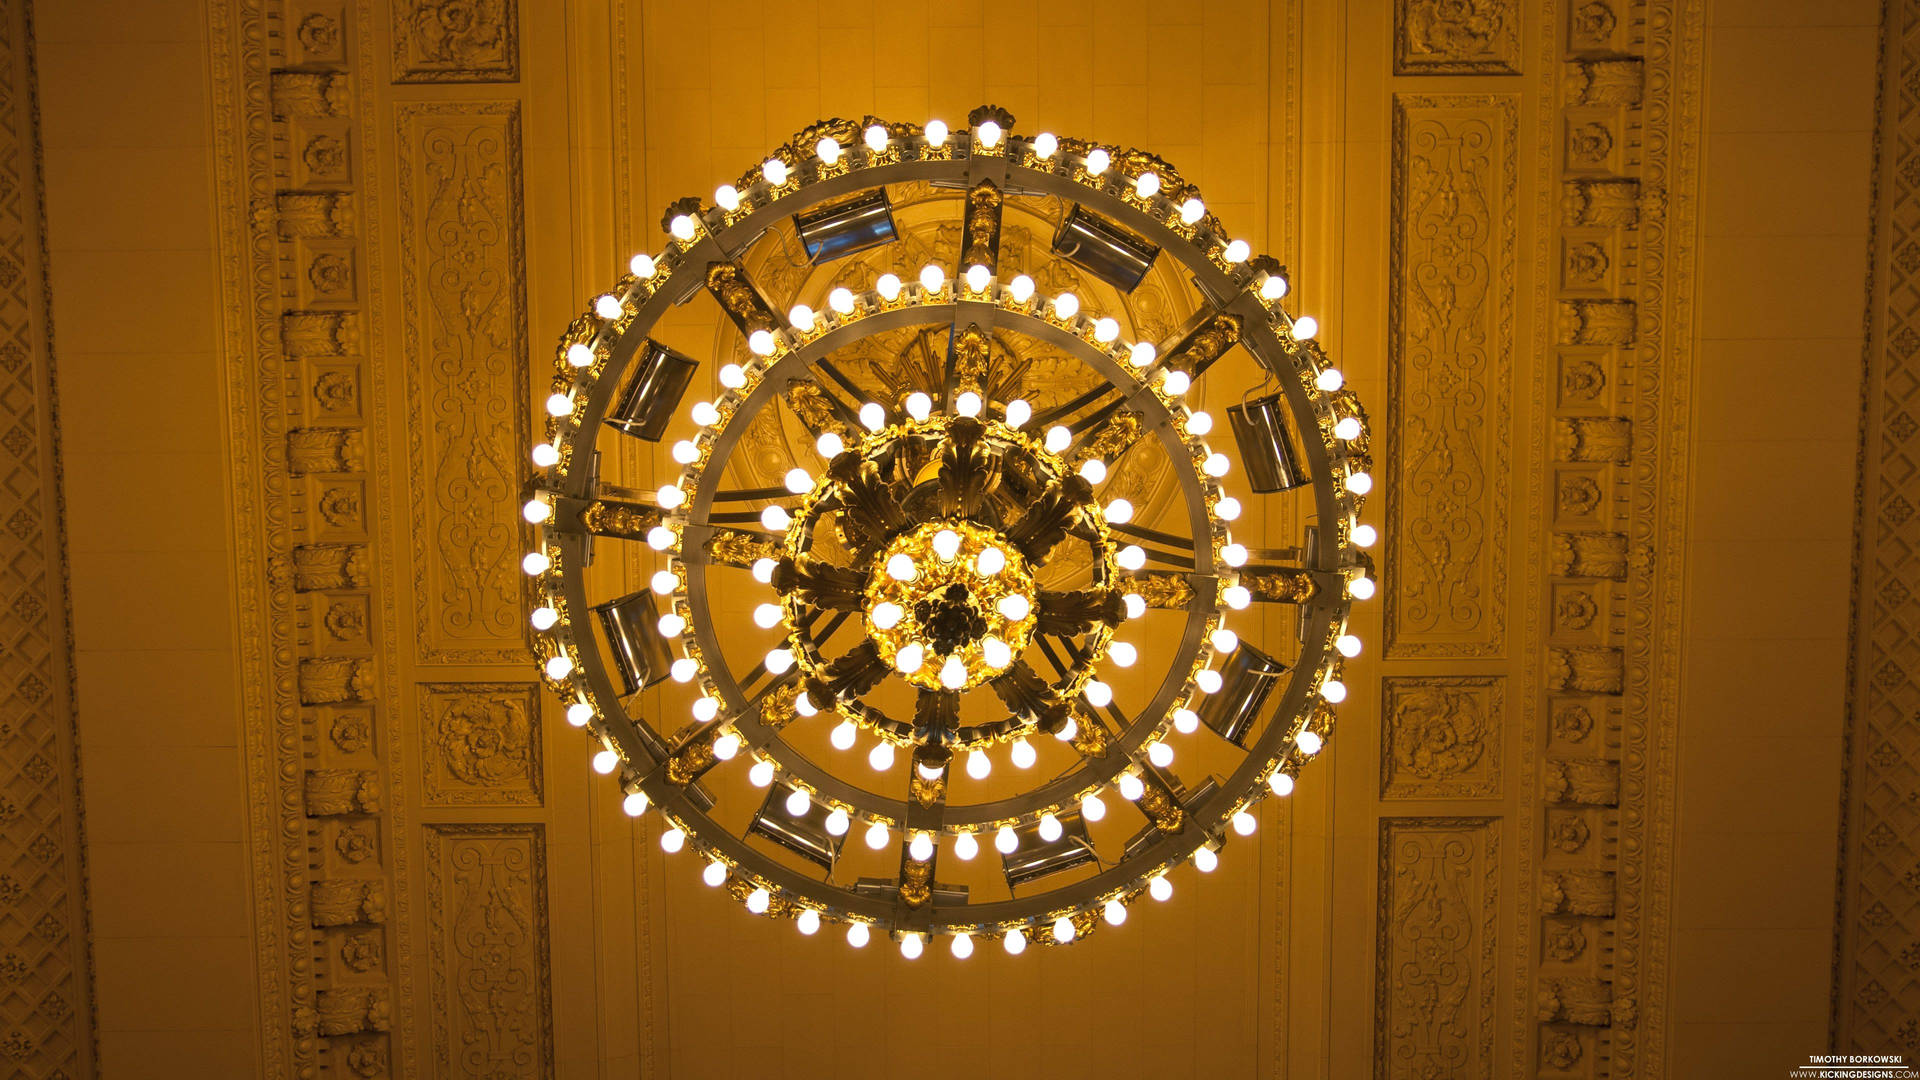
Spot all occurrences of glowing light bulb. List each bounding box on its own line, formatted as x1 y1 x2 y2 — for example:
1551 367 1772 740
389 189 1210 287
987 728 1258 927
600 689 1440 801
815 431 845 459
1216 496 1242 521
1233 810 1257 836
797 909 821 935
631 253 657 278
1080 459 1108 484
1085 148 1110 175
671 439 699 465
830 720 858 751
964 263 991 292
1261 273 1289 300
1223 239 1250 263
1148 740 1174 768
747 330 776 357
976 547 1006 577
691 401 720 426
1211 628 1239 653
595 294 624 320
950 931 974 959
1004 928 1027 954
746 888 770 914
919 264 946 294
546 654 574 680
976 119 1002 148
762 158 789 185
1196 669 1223 693
652 570 680 596
1135 172 1161 198
591 747 617 773
955 390 982 417
703 860 727 887
1349 575 1377 601
1108 641 1137 667
566 343 594 369
1010 738 1036 769
531 442 560 468
859 401 886 430
670 214 697 241
826 808 850 835
909 832 934 861
692 696 720 723
887 553 918 582
1173 707 1199 734
870 601 904 630
1038 813 1063 842
1082 794 1106 821
967 749 991 780
1224 585 1251 609
1352 523 1378 547
954 832 979 860
828 287 856 315
1058 716 1078 741
788 304 815 332
1053 292 1079 319
1334 416 1362 441
1105 498 1133 523
1045 425 1072 454
816 136 841 164
924 119 949 146
940 655 967 689
715 184 740 211
895 643 924 674
749 760 775 787
669 658 697 683
752 558 777 583
623 789 649 815
1316 367 1343 392
1005 399 1032 428
546 392 573 417
1294 315 1320 340
864 820 889 849
1009 275 1035 303
847 922 870 948
1084 680 1113 708
764 648 794 674
1053 916 1076 943
1180 197 1205 224
1123 594 1146 619
1320 680 1347 703
1162 369 1191 396
868 742 895 771
785 788 811 817
783 467 812 495
1221 542 1248 567
1094 316 1120 342
1297 730 1324 755
531 606 558 630
1337 634 1362 658
906 391 932 421
661 827 685 853
1130 341 1157 368
876 273 902 301
1269 771 1296 796
1149 875 1172 901
933 529 962 561
864 124 888 151
712 732 740 759
1117 545 1146 571
1345 471 1373 495
1033 132 1058 159
996 825 1018 854
1119 773 1144 801
997 593 1030 621
1194 846 1218 873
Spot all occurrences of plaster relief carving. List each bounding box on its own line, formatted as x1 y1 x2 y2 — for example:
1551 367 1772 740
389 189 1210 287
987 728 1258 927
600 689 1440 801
1387 96 1515 658
270 71 349 119
282 311 358 357
393 0 519 83
306 769 383 815
396 103 530 663
1563 178 1641 227
318 987 393 1036
1382 677 1504 799
1567 60 1644 106
1552 532 1628 579
1537 977 1613 1025
290 543 368 590
1545 758 1621 806
426 825 552 1078
311 879 389 926
298 657 375 705
1556 417 1631 462
1540 869 1615 917
1547 647 1625 693
1394 0 1520 74
1376 819 1499 1080
288 427 366 474
421 683 542 807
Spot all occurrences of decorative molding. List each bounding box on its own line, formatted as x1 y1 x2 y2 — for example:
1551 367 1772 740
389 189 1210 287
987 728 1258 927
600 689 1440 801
1836 0 1920 1052
425 824 552 1078
1381 676 1504 799
392 0 520 84
1393 0 1521 75
0 0 94 1070
1386 95 1517 658
420 683 542 807
395 101 531 665
1375 818 1500 1080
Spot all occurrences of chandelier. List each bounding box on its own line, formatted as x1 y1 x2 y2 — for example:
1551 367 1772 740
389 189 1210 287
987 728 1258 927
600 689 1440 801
524 106 1376 958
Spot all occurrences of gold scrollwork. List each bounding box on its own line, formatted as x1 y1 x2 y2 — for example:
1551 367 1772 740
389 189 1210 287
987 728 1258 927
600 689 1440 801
580 499 664 539
1127 571 1195 609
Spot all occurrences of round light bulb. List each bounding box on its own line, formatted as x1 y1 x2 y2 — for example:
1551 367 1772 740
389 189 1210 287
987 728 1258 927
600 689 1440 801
652 569 680 596
1233 810 1257 836
1211 628 1239 653
785 788 811 817
887 553 918 582
816 136 841 164
1316 366 1343 392
691 401 720 426
1261 273 1289 300
591 747 617 773
859 401 886 430
1004 928 1027 954
1105 898 1127 925
1194 846 1219 873
977 119 1002 148
531 607 559 630
1119 773 1144 801
1349 575 1377 600
933 529 962 560
783 467 812 495
595 294 623 320
1135 172 1161 198
1162 369 1191 397
826 808 850 835
1148 741 1174 768
1045 426 1072 455
546 654 574 680
746 887 770 914
623 789 649 815
830 720 857 751
1337 634 1362 658
1223 239 1250 263
692 696 720 723
1294 315 1320 340
1094 317 1120 342
670 214 697 241
1269 771 1296 796
868 742 895 771
1180 197 1205 224
565 343 594 368
876 273 902 301
1108 641 1137 667
1149 875 1172 902
1123 594 1146 619
1186 411 1214 436
1079 459 1108 486
816 431 845 459
797 909 820 935
864 124 888 151
1320 680 1347 703
1345 471 1373 495
669 658 697 683
747 330 776 357
788 304 815 331
1038 813 1063 842
909 832 934 862
1082 794 1106 821
1334 416 1363 441
870 601 904 630
661 827 685 853
532 442 560 468
894 644 925 674
749 760 775 788
919 264 946 294
847 922 870 948
950 931 974 959
1197 669 1223 693
954 832 979 860
864 821 889 849
545 392 572 417
1297 729 1324 755
1009 274 1036 303
670 439 700 465
939 654 967 689
1084 680 1113 708
967 749 991 780
1053 292 1079 319
714 184 740 211
1352 523 1379 547
976 547 1007 577
924 119 949 146
1224 585 1251 610
703 860 727 887
1117 545 1146 571
955 390 983 417
1105 498 1134 523
762 158 788 185
657 484 686 510
1216 496 1242 521
995 825 1018 854
828 286 856 315
631 253 657 278
1005 399 1032 428
1173 707 1199 734
1052 916 1076 944
964 264 991 292
764 648 794 674
905 391 932 421
712 732 740 759
752 557 777 583
1032 132 1058 159
1085 148 1110 175
1011 738 1036 769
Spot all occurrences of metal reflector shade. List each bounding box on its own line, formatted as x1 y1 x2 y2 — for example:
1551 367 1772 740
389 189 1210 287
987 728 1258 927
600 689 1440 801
749 786 845 869
1227 392 1307 493
1002 812 1096 889
795 189 897 263
1122 775 1222 860
592 590 674 694
1050 204 1159 293
606 340 698 442
1196 641 1289 746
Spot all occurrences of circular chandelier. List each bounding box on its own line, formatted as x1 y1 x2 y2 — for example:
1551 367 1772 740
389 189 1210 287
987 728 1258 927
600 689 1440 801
524 107 1376 959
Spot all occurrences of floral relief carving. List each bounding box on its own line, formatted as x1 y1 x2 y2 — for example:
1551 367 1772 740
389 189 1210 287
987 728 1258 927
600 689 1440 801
393 0 519 83
1388 97 1515 658
396 103 530 663
1383 676 1504 799
1394 0 1521 74
421 684 541 807
1376 819 1499 1080
426 825 552 1078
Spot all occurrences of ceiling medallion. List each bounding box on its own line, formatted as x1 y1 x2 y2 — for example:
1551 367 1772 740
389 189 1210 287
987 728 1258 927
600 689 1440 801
523 106 1378 958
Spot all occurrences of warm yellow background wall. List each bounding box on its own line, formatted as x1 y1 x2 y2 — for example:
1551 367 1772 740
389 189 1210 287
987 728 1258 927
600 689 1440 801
11 0 1891 1077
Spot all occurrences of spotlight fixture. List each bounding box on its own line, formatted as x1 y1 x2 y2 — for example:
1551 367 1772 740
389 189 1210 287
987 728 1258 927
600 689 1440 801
523 106 1375 956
